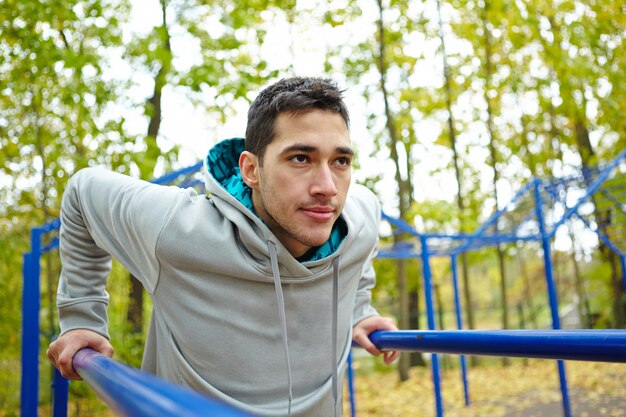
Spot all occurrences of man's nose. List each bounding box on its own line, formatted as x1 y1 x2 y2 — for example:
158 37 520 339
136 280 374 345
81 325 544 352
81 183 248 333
311 165 338 197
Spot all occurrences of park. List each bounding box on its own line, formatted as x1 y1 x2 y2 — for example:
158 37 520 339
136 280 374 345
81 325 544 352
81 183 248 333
2 0 626 416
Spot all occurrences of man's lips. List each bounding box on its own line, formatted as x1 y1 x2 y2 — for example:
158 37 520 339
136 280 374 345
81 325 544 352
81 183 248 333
300 206 336 221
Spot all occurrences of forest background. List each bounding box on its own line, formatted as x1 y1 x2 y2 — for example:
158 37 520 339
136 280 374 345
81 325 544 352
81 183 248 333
1 0 625 415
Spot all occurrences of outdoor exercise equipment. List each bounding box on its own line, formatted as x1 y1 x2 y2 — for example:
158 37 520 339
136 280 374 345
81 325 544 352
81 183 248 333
20 151 626 417
376 149 626 417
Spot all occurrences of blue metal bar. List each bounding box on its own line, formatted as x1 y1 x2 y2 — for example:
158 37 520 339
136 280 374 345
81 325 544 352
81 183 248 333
534 180 562 331
73 349 257 417
420 236 444 417
463 180 536 240
347 351 356 417
450 256 470 406
572 212 624 257
21 229 42 417
52 368 69 417
443 235 540 257
39 218 61 234
42 236 60 254
534 180 571 417
621 256 626 316
547 150 626 240
368 330 626 362
377 235 542 259
381 211 423 239
151 162 203 185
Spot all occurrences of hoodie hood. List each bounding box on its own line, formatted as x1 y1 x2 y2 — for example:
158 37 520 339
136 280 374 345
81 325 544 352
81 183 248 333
203 138 347 264
205 138 255 213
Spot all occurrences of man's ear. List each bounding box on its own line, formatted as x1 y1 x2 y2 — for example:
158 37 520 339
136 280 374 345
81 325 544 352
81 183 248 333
239 151 260 189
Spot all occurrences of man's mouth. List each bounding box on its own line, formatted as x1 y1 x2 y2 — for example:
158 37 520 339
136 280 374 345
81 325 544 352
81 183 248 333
300 206 336 221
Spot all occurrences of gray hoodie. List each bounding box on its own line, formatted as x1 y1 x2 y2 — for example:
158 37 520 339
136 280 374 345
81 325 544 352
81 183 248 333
57 138 380 417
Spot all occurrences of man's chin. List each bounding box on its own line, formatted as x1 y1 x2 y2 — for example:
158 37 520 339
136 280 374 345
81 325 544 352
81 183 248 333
302 232 333 248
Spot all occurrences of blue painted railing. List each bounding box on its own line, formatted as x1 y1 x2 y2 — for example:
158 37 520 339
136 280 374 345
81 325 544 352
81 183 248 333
69 330 626 417
369 330 626 363
22 151 626 417
72 349 257 417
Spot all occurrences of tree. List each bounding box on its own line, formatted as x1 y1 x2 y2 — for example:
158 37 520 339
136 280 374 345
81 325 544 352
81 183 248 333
0 0 132 408
121 0 292 334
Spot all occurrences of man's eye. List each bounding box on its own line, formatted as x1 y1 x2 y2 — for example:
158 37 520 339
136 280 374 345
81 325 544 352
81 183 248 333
335 157 352 166
290 154 309 163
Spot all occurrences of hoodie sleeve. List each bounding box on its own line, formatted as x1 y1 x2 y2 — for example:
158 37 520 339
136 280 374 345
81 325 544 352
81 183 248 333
351 187 381 326
56 167 191 338
352 244 380 326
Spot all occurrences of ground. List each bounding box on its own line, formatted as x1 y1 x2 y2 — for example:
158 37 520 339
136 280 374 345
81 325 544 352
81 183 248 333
345 357 626 417
3 357 623 416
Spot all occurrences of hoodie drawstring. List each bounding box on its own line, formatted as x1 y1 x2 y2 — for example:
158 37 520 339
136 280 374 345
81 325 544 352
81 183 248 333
331 256 340 417
268 241 341 417
268 241 293 416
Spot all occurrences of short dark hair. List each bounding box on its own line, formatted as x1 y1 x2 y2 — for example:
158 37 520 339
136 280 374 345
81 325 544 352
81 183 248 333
245 77 350 164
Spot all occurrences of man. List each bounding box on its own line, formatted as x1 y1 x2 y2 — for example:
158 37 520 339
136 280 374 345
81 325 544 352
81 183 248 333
47 77 399 417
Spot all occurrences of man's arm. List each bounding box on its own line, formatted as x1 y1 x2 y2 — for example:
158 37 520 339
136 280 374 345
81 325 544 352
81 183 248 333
49 167 190 377
351 250 399 364
351 200 399 364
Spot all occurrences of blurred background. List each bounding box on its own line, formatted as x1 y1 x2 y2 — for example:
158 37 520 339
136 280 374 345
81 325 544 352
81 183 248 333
2 0 625 415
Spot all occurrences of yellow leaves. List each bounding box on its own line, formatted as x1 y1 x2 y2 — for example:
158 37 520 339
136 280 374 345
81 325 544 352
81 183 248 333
345 358 626 416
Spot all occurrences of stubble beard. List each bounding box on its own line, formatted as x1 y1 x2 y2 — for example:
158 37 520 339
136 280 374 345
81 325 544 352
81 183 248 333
260 184 334 250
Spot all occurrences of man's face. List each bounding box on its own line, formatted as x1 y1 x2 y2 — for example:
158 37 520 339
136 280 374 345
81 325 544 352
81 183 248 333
241 110 352 258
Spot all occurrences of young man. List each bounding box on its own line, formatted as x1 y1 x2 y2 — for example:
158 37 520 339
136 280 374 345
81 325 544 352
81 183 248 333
47 77 399 416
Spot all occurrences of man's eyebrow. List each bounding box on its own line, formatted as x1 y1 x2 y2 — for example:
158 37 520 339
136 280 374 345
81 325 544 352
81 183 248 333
280 144 354 155
336 146 354 156
281 144 317 154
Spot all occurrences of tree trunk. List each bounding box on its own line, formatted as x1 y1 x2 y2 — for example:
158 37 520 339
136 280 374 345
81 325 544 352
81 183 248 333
434 283 450 369
575 119 625 328
541 3 625 329
32 102 58 345
568 225 592 328
516 247 538 329
409 287 426 366
436 0 475 342
127 0 172 334
375 0 422 380
481 0 509 365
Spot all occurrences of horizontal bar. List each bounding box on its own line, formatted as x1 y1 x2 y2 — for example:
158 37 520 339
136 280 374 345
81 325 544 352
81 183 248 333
151 162 203 185
73 349 256 417
36 218 61 234
369 330 626 363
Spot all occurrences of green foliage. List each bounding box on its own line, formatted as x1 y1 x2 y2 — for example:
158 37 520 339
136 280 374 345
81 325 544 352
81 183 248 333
2 0 626 413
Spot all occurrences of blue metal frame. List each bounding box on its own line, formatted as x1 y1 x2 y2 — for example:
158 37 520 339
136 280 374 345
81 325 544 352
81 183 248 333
420 236 444 417
21 229 41 417
533 179 571 417
375 150 626 417
369 330 626 362
21 219 64 417
347 352 356 417
450 255 469 406
20 164 204 417
73 349 256 417
21 152 626 417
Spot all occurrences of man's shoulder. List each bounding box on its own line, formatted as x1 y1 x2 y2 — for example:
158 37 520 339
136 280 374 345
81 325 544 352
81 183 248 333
347 183 380 210
345 184 381 224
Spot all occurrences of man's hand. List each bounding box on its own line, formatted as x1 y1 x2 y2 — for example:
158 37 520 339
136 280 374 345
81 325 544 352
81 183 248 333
352 316 400 365
47 329 114 380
